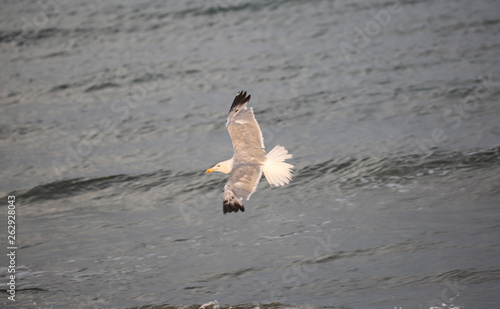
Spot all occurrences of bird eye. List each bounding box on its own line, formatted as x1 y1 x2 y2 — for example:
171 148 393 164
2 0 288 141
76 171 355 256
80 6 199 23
217 165 220 167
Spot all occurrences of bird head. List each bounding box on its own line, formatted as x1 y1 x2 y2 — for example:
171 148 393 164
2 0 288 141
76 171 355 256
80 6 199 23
206 159 232 174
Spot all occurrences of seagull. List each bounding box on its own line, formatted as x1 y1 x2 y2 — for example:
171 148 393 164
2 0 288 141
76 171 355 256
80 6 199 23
206 91 294 214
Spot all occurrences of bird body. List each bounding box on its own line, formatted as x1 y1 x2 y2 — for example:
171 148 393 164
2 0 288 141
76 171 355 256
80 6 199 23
206 91 293 214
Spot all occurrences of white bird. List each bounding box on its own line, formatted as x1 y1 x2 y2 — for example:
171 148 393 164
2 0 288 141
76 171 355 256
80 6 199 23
206 91 294 214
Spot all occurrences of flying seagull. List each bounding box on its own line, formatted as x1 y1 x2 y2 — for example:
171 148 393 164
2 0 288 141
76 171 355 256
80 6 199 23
206 91 294 214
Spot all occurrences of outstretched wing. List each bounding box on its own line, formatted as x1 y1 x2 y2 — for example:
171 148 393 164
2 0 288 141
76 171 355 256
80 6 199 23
226 91 266 161
222 91 267 214
223 164 262 214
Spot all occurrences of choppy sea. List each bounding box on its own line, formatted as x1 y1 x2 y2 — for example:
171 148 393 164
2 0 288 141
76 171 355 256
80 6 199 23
1 0 500 308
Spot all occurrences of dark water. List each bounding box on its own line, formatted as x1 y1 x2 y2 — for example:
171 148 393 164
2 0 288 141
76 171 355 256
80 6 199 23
1 0 500 308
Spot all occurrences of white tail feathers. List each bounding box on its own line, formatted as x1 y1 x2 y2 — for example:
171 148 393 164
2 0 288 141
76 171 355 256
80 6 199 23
263 145 294 187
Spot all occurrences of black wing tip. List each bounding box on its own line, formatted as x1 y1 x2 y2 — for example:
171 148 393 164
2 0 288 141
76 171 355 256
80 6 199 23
230 90 251 112
223 199 245 214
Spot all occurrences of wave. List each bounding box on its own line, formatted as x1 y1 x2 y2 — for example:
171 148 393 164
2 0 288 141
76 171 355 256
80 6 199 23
5 146 498 205
293 146 500 190
404 268 500 286
126 303 321 309
6 168 225 205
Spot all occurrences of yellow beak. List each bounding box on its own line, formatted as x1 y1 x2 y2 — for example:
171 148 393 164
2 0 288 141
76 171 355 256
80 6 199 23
206 168 213 173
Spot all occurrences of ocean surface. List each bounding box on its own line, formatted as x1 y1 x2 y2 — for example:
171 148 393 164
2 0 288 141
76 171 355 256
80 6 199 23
1 0 500 308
